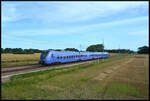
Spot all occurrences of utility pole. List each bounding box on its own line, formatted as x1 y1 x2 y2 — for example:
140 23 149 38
80 44 82 52
102 38 104 61
118 44 120 56
79 44 82 60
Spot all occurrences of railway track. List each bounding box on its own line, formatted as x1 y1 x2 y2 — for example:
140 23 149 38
2 59 98 73
2 56 115 73
1 60 101 78
1 56 118 82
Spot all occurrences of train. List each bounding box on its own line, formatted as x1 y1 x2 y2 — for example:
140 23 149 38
39 50 109 65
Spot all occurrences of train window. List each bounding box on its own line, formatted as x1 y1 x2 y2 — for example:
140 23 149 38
40 51 49 59
51 54 54 58
67 56 68 58
60 56 62 59
64 56 66 59
57 56 59 59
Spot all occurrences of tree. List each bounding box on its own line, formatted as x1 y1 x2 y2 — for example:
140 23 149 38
86 44 104 52
64 48 79 52
137 46 149 54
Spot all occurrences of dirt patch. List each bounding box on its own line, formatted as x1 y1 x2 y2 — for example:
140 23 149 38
94 73 108 81
94 58 134 81
37 85 63 91
104 69 114 74
1 77 10 83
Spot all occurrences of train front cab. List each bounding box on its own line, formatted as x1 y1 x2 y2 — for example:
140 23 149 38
39 50 49 65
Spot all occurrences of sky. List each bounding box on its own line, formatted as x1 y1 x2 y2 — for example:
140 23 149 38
2 1 149 51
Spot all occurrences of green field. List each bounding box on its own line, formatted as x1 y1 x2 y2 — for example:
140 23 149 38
2 54 149 100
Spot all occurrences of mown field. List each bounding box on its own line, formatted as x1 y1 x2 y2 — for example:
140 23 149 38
1 53 117 68
1 54 149 100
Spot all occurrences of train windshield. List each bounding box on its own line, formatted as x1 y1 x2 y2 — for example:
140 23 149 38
40 51 49 59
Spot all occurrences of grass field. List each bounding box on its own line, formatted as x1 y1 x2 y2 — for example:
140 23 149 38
1 53 117 68
1 54 148 100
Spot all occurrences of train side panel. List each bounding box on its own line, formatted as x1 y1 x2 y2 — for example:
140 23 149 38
39 50 109 65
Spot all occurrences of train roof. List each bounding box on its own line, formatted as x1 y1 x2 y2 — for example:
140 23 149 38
45 50 109 54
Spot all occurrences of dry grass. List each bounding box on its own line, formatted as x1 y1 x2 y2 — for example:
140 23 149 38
1 53 41 62
1 53 41 68
109 53 118 56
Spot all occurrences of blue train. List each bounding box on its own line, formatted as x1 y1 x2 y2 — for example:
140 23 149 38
39 50 109 65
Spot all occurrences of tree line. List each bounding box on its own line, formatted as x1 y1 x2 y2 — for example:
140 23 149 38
1 44 148 54
137 46 149 54
1 48 42 54
86 44 134 53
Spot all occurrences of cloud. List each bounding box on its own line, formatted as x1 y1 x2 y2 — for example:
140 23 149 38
128 30 148 36
2 2 21 22
2 15 148 38
2 1 148 24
